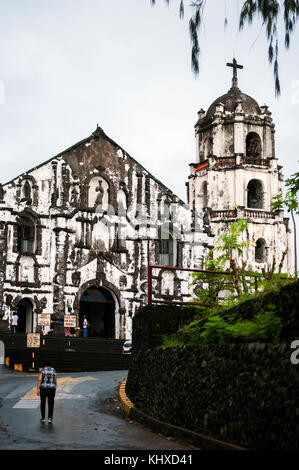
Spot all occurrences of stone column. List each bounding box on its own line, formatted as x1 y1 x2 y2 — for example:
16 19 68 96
0 221 7 317
52 227 68 335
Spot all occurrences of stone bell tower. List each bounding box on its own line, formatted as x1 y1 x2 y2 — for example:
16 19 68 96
188 59 292 273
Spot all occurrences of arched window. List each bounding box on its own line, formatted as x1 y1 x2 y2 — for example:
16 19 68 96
255 238 267 263
18 217 36 253
160 194 172 221
159 228 176 267
247 179 264 209
246 132 262 159
23 181 31 200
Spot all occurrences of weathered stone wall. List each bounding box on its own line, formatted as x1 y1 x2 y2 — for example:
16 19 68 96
126 343 299 450
131 304 199 351
126 283 299 449
0 126 210 338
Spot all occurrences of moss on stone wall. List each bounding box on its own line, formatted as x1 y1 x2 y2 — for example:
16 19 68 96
127 281 299 450
216 280 299 341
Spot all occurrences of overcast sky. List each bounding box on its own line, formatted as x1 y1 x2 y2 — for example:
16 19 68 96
0 0 298 267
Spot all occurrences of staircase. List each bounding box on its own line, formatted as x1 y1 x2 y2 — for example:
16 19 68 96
0 333 131 372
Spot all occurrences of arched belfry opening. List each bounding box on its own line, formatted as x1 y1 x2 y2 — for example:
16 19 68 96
247 179 264 209
246 132 262 159
79 286 115 338
255 238 267 263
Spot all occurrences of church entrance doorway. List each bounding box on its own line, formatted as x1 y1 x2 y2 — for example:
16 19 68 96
16 298 34 333
79 286 115 338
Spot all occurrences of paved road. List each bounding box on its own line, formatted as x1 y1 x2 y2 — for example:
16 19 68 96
0 366 195 451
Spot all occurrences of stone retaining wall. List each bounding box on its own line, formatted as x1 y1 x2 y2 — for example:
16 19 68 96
126 282 299 450
126 342 299 450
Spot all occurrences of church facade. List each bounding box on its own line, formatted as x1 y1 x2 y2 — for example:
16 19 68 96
0 61 292 339
0 126 210 339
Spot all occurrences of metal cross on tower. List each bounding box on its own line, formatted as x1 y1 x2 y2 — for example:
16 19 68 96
226 58 243 88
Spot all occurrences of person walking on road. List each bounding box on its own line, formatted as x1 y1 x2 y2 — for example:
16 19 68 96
37 360 57 424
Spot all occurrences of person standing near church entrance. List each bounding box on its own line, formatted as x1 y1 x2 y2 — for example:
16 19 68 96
11 312 18 334
37 360 57 424
83 316 88 338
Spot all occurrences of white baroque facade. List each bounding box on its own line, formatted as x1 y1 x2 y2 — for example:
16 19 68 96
0 126 210 338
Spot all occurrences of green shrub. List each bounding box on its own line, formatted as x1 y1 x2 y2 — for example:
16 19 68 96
158 333 183 348
199 308 283 344
198 315 232 343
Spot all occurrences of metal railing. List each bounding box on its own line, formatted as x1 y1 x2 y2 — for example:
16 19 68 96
147 264 231 306
147 264 291 306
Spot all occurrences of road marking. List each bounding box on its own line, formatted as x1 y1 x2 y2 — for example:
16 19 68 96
21 376 98 400
12 376 98 408
13 393 87 408
13 400 39 409
56 392 88 399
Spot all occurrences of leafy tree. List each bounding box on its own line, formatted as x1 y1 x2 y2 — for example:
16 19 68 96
191 219 251 304
191 218 292 307
150 0 299 96
209 219 249 261
208 219 251 296
271 169 299 276
191 256 234 308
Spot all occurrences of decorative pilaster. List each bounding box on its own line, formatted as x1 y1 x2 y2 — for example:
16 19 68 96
52 228 68 323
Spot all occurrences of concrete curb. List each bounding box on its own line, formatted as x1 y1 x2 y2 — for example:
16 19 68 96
118 378 135 415
118 379 247 451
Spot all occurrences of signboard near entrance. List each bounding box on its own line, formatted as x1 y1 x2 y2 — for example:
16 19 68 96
27 333 40 348
64 315 77 328
37 314 51 326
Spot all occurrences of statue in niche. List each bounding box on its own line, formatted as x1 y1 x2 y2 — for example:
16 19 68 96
70 187 79 207
5 294 13 306
95 180 104 206
203 210 210 226
203 210 212 236
72 271 81 286
40 297 47 310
